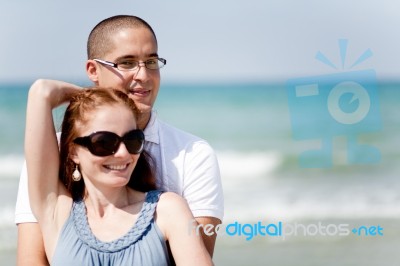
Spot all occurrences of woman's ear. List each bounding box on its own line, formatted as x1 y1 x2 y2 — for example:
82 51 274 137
69 145 80 165
86 60 99 84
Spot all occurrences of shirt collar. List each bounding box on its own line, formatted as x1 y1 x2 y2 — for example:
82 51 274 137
143 110 159 144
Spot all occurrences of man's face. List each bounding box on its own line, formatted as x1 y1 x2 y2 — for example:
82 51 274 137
92 27 161 117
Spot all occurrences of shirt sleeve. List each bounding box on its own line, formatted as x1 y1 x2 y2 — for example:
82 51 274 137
182 141 224 221
15 160 37 224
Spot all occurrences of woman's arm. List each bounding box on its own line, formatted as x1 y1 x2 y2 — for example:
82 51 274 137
156 192 213 266
25 79 80 222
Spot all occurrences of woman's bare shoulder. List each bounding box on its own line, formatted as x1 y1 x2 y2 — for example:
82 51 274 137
157 192 189 212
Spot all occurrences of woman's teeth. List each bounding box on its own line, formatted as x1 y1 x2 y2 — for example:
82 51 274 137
105 164 128 170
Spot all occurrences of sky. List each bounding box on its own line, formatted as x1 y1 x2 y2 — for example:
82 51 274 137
1 0 400 83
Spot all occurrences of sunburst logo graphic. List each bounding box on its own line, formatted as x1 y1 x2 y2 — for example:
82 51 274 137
315 39 373 70
286 39 381 168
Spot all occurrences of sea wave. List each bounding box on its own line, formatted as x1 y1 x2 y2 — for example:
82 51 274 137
0 206 15 228
0 155 24 179
216 150 282 180
223 191 400 222
215 152 400 221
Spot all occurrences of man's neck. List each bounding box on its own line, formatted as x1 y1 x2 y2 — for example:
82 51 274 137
137 111 152 130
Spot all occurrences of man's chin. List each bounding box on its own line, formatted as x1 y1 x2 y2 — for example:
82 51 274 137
135 103 152 114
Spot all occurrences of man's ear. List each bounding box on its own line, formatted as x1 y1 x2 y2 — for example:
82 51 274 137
86 60 99 84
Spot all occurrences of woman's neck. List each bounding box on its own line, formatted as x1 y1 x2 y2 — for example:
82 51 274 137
83 187 145 218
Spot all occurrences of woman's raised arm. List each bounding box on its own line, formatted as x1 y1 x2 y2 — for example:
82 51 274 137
25 79 80 222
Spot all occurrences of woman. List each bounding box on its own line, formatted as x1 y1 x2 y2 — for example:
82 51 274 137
25 79 212 265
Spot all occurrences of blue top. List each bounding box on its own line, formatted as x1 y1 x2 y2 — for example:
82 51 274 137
52 190 171 266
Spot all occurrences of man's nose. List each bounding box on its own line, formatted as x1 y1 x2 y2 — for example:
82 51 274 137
133 62 149 79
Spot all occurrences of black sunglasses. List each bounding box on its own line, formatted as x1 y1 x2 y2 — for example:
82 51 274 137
73 129 145 157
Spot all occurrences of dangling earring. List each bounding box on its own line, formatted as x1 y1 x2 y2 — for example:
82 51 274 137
72 164 81 181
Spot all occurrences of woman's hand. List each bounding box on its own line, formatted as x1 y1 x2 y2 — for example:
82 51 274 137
29 79 82 109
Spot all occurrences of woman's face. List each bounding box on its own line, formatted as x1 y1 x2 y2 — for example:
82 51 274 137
71 104 140 190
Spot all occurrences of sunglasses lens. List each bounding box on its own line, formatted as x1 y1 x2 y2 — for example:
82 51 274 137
75 130 145 157
124 130 144 154
89 132 120 156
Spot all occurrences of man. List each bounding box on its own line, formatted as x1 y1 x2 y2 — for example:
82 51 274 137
15 15 223 265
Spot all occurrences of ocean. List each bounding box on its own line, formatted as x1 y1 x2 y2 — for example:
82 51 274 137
0 81 399 265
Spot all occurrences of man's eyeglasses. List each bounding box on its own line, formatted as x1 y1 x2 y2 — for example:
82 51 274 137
73 129 145 157
93 58 166 71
